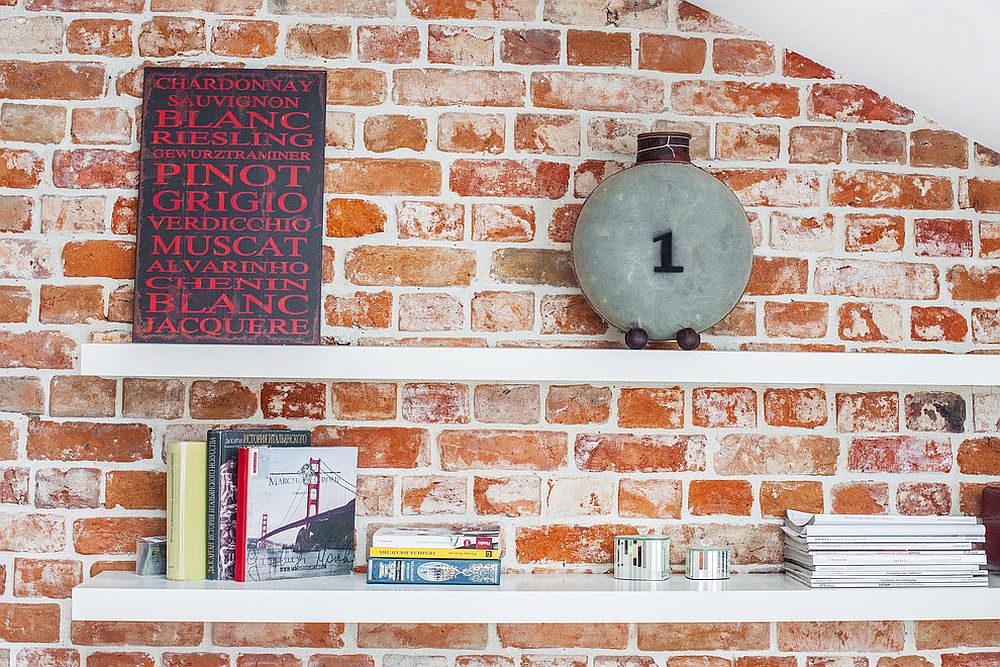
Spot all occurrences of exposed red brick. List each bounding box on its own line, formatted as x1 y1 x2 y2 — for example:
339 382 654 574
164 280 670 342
693 387 756 428
715 434 838 475
763 301 828 338
501 28 559 64
847 128 906 164
912 306 968 342
473 476 541 516
837 302 903 342
13 558 82 598
326 199 386 238
778 621 904 652
310 424 427 468
849 436 952 472
73 517 166 555
451 159 569 198
189 380 257 420
105 470 166 510
638 623 769 651
498 624 627 649
639 34 706 73
492 248 576 287
326 158 440 196
397 201 464 240
783 51 835 78
394 69 524 107
575 433 705 472
287 25 351 60
713 38 774 75
948 265 1000 300
914 217 973 257
27 421 150 462
0 61 105 100
346 247 474 286
533 72 663 112
897 481 951 516
358 623 487 648
438 113 504 154
760 480 824 517
689 479 753 515
809 84 913 123
672 81 798 118
829 171 953 210
844 213 905 252
516 524 636 564
261 382 326 419
788 126 842 164
71 621 203 646
815 258 938 299
910 129 968 168
439 429 566 471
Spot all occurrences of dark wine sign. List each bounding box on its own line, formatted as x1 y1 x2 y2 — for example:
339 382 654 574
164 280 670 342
134 67 327 344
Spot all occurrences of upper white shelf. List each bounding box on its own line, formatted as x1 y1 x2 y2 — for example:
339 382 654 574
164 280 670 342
72 571 1000 623
79 344 1000 386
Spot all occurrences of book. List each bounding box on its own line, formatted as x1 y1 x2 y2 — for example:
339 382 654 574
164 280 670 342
784 534 975 550
784 561 984 577
782 523 985 539
367 557 501 585
786 509 981 526
166 441 207 581
784 548 987 567
371 526 500 550
206 429 309 580
786 570 989 588
235 446 357 582
368 547 500 560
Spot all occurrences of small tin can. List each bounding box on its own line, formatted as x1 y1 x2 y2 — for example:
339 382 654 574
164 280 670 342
685 547 731 580
614 535 670 580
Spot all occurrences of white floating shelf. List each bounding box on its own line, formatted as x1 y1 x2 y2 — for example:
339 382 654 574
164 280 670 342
80 344 1000 386
72 572 1000 623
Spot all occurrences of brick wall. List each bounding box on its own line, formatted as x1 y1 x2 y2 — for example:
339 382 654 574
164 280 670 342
1 0 1000 663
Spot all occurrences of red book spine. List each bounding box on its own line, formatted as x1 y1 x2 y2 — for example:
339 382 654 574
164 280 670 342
234 448 251 582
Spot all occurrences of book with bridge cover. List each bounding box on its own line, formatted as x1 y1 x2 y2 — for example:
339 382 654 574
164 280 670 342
234 446 357 582
206 429 309 580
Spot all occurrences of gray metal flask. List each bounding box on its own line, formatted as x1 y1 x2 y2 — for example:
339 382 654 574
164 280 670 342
572 132 753 346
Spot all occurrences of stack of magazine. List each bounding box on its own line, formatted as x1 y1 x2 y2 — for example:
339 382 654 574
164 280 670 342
783 510 988 588
366 526 501 585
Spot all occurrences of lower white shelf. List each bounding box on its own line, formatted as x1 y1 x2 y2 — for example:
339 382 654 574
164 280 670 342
72 571 1000 623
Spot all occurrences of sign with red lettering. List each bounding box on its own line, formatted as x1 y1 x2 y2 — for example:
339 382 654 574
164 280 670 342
134 67 326 344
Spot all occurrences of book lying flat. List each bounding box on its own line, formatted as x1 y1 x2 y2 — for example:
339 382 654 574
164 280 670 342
784 548 987 567
784 534 975 550
786 570 989 588
786 510 981 526
368 547 500 560
784 561 984 577
782 523 985 539
371 526 500 550
367 557 501 585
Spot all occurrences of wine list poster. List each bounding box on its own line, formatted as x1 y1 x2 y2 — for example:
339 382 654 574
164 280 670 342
134 67 327 344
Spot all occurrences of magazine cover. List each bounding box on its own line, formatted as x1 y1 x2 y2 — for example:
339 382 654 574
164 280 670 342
206 429 309 579
235 446 357 582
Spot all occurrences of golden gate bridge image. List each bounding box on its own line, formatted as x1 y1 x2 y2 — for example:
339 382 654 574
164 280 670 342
244 451 357 581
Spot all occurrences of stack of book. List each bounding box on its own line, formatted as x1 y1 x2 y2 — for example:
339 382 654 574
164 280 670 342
783 510 988 588
166 430 358 583
366 526 501 585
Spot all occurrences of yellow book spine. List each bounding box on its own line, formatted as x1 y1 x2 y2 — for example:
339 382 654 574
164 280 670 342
368 547 500 560
166 441 207 581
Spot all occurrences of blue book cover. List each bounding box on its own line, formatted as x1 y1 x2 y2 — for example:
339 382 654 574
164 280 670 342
367 558 501 585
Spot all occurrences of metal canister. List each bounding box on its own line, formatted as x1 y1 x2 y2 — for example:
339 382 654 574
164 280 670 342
614 535 670 580
685 547 731 580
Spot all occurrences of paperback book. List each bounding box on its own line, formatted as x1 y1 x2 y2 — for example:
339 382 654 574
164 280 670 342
371 526 500 550
206 429 309 580
367 557 501 585
235 446 357 582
